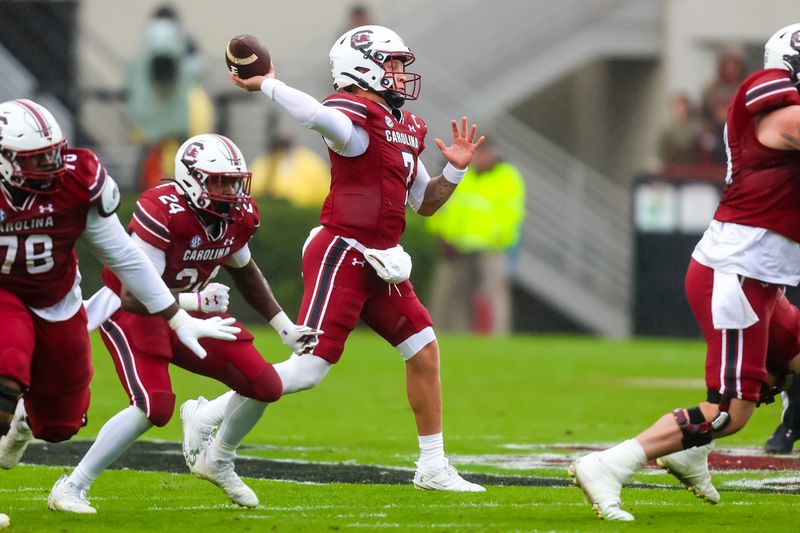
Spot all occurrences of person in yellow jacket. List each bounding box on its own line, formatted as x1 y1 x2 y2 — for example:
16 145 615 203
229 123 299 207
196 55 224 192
249 135 330 208
426 140 525 335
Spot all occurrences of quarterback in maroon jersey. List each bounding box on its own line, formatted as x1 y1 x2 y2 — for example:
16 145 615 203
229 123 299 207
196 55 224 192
0 100 240 471
190 24 487 492
46 134 320 513
570 24 800 521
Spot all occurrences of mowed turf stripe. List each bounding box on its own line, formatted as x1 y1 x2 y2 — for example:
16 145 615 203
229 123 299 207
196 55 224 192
17 441 795 495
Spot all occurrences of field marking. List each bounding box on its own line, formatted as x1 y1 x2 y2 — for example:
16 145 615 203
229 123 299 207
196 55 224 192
18 440 800 495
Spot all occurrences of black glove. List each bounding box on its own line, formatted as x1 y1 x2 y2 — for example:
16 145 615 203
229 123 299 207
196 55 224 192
782 54 800 85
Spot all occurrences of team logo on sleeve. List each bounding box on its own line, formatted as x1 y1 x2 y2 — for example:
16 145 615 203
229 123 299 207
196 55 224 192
190 235 202 249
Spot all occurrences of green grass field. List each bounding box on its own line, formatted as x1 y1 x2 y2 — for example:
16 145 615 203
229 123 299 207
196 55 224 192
1 330 798 531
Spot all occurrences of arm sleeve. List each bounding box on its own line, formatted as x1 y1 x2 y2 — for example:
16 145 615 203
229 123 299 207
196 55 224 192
82 208 175 313
225 243 252 268
261 78 369 156
407 160 432 213
131 234 167 275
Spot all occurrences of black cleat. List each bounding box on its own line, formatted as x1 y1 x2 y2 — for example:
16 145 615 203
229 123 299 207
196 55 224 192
764 423 798 454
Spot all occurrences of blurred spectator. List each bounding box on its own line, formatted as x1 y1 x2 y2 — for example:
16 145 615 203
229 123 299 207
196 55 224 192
698 94 730 167
426 140 525 336
700 48 745 122
657 93 703 170
249 135 330 208
127 4 214 190
340 3 375 34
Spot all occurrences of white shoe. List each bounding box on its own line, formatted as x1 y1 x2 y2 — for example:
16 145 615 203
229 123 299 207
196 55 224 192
413 459 485 492
48 475 97 514
0 402 32 470
656 442 719 504
180 397 214 470
191 446 258 507
568 452 634 522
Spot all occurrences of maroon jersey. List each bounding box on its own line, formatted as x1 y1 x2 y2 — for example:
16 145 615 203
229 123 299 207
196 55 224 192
0 148 109 308
103 183 259 295
320 92 427 249
714 69 800 242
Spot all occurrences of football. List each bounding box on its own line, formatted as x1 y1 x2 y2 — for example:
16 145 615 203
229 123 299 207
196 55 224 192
225 34 270 79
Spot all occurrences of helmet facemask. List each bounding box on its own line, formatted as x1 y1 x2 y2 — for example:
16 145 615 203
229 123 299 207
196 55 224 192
193 169 252 222
1 140 67 194
372 52 420 109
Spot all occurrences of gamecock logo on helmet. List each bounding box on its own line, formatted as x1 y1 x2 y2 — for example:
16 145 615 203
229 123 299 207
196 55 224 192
181 141 203 170
351 30 373 50
791 31 800 51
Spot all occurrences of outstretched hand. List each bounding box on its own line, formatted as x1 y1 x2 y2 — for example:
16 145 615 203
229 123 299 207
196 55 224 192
434 116 485 170
229 61 276 92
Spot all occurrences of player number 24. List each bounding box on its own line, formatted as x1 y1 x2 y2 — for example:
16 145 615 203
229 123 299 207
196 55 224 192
0 234 54 275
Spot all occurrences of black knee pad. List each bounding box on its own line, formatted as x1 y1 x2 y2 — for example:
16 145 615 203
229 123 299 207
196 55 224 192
674 405 731 449
0 382 22 437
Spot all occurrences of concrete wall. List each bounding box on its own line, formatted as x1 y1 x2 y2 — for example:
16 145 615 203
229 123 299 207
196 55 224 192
76 0 800 182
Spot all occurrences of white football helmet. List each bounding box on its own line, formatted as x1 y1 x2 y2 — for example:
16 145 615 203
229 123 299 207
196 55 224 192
329 25 420 108
174 134 251 221
764 23 800 70
0 99 66 194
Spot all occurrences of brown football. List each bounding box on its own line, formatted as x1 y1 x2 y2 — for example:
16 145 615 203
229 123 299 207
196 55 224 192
225 34 270 79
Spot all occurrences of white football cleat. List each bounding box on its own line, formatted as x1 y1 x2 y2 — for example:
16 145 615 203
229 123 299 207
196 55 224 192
190 446 258 507
568 452 634 522
48 475 97 514
0 402 32 470
656 442 719 504
180 396 214 470
413 459 485 492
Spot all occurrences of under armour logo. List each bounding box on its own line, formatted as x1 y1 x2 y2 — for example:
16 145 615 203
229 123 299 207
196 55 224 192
352 257 365 267
223 237 235 246
39 203 54 214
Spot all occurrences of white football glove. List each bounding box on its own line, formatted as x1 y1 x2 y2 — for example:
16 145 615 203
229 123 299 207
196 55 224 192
168 308 241 359
178 283 230 313
269 311 323 355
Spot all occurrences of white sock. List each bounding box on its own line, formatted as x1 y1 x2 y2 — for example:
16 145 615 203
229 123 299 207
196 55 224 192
599 439 647 479
199 390 235 428
210 393 267 462
68 406 153 490
14 400 30 433
417 433 445 470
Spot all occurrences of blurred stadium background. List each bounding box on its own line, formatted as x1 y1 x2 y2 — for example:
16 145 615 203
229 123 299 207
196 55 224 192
0 0 792 338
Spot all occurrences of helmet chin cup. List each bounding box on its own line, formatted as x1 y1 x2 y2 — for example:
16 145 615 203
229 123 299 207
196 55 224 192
384 90 405 109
